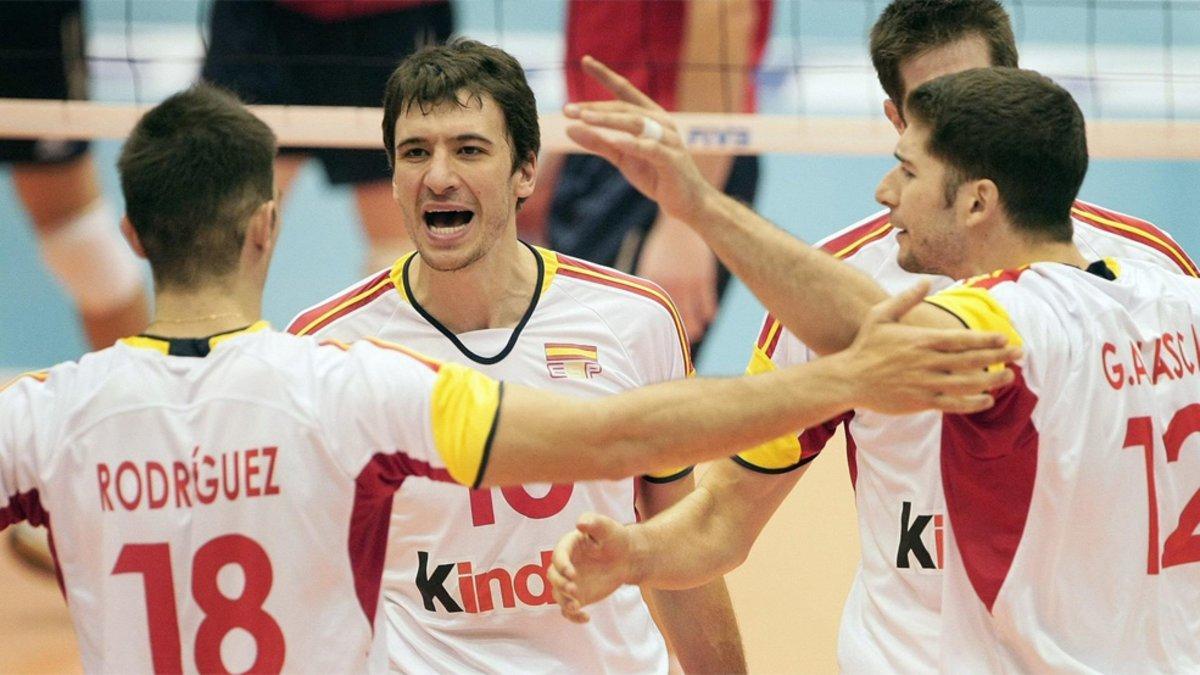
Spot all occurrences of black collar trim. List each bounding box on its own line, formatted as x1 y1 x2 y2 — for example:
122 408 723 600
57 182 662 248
402 241 544 365
135 324 257 358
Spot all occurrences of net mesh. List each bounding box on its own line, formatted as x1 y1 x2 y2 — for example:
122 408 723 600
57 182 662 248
0 0 1198 156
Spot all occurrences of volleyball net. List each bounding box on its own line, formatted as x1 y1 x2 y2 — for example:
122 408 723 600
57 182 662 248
0 0 1198 158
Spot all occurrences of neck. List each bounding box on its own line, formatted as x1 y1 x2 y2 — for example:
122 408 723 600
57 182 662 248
409 237 539 334
145 279 261 338
958 227 1089 279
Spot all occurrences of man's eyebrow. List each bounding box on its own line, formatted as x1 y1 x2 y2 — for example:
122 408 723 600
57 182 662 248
396 133 495 148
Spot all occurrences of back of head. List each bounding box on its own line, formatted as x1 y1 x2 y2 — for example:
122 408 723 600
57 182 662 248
870 0 1018 106
906 67 1087 241
118 84 276 289
381 38 540 173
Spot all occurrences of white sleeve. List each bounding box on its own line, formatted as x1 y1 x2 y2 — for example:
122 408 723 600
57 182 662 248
312 340 501 490
0 372 53 530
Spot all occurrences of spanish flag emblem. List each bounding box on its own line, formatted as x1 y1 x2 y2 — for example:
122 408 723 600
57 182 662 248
545 343 603 380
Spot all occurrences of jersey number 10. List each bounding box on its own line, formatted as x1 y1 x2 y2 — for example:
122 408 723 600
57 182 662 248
112 534 285 673
1123 404 1200 574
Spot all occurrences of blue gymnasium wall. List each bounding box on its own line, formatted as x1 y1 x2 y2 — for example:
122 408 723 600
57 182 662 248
2 1 1197 373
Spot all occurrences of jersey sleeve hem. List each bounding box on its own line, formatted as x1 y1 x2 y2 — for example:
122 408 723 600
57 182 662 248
731 453 816 475
472 382 504 489
640 466 695 484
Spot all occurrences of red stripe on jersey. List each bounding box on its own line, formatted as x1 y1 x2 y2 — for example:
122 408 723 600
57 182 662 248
287 269 395 336
752 215 894 359
556 254 694 375
818 212 893 258
1072 200 1199 277
941 365 1039 611
349 452 455 626
0 489 64 595
363 337 441 372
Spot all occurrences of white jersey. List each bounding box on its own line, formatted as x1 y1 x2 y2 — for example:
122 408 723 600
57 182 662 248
288 243 692 674
0 324 501 675
927 259 1200 672
737 200 1197 673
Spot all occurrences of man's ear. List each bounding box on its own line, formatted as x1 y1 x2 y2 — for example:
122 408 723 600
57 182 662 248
513 152 538 200
960 179 1001 229
120 217 148 259
246 200 278 249
884 98 906 134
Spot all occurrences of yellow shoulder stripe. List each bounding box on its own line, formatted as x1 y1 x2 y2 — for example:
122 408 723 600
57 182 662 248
296 275 395 336
735 347 805 469
431 363 502 488
0 370 49 394
925 286 1022 373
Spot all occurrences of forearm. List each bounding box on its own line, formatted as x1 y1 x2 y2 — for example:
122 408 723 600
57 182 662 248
484 359 854 487
687 188 890 355
645 581 747 673
626 482 753 589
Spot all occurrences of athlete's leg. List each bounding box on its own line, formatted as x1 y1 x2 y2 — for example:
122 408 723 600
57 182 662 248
12 155 149 348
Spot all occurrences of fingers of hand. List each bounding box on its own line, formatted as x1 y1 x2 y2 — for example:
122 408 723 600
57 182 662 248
577 109 676 145
933 392 996 414
872 281 932 323
580 55 664 110
925 329 1012 353
929 346 1021 373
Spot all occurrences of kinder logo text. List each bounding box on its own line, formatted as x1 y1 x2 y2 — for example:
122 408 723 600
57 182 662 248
896 501 944 571
416 550 555 613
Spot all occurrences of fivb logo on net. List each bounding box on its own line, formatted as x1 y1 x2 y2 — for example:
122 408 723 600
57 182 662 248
686 126 752 149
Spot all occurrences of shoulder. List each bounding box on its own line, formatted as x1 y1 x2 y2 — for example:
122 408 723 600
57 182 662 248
814 210 896 261
547 249 693 373
1071 200 1198 277
286 265 400 336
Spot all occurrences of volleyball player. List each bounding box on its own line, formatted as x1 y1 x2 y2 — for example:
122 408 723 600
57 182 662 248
0 83 1014 672
550 2 1198 671
288 39 744 672
0 0 149 348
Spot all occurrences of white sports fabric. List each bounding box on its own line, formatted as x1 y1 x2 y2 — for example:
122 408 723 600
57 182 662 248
289 243 691 674
739 201 1198 673
0 325 496 674
928 259 1200 672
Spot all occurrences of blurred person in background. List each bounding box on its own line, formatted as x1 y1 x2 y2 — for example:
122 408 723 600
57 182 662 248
1 0 149 575
531 0 771 359
202 0 454 273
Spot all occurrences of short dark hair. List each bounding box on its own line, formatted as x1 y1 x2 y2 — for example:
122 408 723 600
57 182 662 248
870 0 1019 108
906 68 1086 241
119 84 276 289
381 38 540 175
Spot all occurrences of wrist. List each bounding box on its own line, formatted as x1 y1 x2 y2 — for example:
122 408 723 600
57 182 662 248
803 353 859 411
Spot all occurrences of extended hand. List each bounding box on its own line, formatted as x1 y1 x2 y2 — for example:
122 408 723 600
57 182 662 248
637 218 718 342
564 56 714 224
839 282 1021 415
548 512 637 624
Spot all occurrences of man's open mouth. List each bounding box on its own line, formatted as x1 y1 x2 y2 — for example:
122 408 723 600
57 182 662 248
423 210 475 232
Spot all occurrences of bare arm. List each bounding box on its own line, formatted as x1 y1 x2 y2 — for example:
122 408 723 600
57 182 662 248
636 475 747 673
564 57 960 355
549 461 805 623
477 284 1016 488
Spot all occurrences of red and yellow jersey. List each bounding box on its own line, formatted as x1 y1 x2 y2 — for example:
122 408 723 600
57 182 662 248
288 243 690 673
0 325 498 674
738 202 1196 673
928 259 1200 672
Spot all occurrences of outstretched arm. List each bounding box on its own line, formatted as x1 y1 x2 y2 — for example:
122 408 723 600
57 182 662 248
563 56 954 355
549 460 804 623
636 475 747 673
476 283 1017 488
